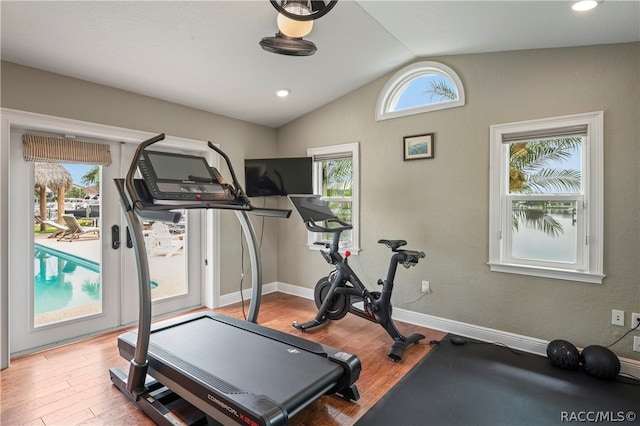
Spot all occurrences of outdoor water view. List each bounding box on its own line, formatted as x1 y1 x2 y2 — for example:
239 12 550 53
508 136 583 264
511 201 578 263
33 162 187 327
33 162 103 326
34 244 101 327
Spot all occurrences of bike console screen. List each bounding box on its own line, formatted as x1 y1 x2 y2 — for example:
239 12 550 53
288 195 336 223
138 150 234 203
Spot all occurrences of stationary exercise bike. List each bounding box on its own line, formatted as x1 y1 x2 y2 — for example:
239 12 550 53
289 195 426 361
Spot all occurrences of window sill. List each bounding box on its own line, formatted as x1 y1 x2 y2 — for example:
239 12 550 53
488 262 604 284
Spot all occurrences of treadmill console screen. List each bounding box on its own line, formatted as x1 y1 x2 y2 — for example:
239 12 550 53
288 195 336 223
147 151 213 182
139 150 234 202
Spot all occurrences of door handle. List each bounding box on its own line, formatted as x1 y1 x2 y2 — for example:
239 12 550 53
111 225 120 249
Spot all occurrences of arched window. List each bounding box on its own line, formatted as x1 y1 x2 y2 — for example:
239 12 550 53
375 61 465 121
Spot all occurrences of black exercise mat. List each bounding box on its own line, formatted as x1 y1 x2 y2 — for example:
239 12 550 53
356 335 640 426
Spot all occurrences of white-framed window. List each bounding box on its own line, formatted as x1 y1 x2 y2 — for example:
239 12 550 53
375 61 465 121
307 143 359 253
488 111 604 283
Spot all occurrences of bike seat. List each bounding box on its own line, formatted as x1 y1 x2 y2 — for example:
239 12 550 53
378 239 407 251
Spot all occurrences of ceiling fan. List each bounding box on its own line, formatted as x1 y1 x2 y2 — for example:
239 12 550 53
259 0 339 56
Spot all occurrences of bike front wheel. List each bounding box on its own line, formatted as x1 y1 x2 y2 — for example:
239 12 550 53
314 277 350 320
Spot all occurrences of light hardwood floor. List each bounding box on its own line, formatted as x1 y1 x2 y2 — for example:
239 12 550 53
1 293 445 425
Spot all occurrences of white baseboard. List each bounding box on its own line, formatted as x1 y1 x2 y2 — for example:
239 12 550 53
390 307 640 377
221 282 640 378
275 281 314 300
218 282 278 307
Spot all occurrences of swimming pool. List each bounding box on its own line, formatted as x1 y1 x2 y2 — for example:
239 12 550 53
34 243 159 317
34 243 101 315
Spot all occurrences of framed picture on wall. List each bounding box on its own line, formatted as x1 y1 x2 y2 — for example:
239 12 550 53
403 133 434 160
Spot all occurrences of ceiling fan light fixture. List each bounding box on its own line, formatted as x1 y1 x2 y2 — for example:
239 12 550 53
277 12 313 38
259 32 317 56
271 0 338 21
260 0 337 56
572 0 599 11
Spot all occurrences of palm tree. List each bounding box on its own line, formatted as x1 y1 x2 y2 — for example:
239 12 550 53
322 158 353 238
509 137 582 237
425 78 458 102
34 163 73 228
81 166 100 188
323 159 352 197
509 138 582 194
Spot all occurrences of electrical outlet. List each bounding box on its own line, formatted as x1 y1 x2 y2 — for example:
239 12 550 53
611 309 624 327
421 280 430 293
632 313 640 329
633 336 640 353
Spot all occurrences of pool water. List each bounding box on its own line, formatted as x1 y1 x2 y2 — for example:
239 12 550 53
34 244 101 314
34 243 159 315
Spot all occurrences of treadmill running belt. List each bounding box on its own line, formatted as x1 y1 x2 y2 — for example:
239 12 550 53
117 312 348 422
151 315 343 401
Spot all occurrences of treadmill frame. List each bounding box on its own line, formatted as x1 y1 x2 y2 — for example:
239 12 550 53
109 134 360 425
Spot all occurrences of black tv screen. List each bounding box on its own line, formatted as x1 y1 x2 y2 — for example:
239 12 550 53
244 157 313 197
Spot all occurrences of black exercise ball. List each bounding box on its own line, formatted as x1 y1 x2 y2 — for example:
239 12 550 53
546 339 581 370
581 345 620 380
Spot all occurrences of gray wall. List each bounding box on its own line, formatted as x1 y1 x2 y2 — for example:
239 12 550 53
0 61 279 296
276 43 640 359
2 42 639 360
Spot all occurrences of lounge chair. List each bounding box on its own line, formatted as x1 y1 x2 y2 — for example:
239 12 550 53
59 214 100 242
148 221 184 257
34 215 69 239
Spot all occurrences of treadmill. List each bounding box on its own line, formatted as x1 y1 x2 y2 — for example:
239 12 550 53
109 134 361 425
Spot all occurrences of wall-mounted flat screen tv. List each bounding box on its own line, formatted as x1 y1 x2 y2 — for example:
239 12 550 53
244 157 313 197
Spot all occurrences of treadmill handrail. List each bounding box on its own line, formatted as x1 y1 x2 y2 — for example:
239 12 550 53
117 133 286 397
207 141 249 205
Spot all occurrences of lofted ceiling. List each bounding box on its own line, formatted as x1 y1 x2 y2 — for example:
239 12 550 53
1 1 639 128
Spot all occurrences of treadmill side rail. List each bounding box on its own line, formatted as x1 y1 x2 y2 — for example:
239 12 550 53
325 349 362 401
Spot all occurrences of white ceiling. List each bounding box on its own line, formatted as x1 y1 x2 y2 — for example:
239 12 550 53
2 1 639 128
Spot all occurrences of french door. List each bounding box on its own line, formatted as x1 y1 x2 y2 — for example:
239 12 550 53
9 129 123 353
7 120 205 356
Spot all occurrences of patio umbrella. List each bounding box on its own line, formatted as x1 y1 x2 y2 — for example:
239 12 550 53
34 162 73 228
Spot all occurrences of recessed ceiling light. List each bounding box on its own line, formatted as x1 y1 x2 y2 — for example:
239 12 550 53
276 89 290 98
572 0 598 11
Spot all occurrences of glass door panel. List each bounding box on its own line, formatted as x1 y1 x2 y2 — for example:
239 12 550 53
145 215 188 301
33 162 103 327
10 131 121 355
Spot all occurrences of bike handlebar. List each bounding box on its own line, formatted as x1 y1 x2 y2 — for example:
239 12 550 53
305 217 353 234
304 216 425 268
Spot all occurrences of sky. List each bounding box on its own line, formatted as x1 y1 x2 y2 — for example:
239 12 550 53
395 74 455 110
62 163 93 187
